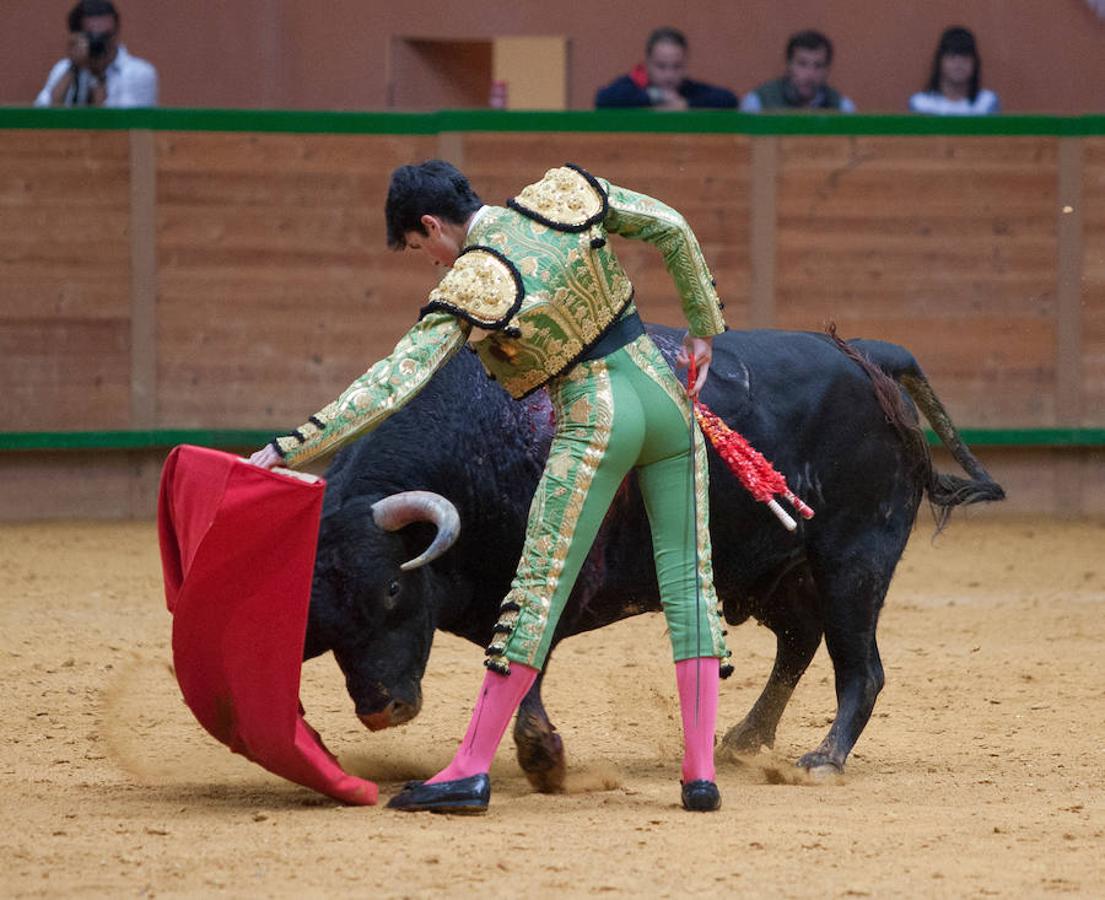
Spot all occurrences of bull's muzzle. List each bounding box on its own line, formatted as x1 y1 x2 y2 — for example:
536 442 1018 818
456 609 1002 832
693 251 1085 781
358 696 422 731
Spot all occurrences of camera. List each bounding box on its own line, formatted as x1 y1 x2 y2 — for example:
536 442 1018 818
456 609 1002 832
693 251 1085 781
85 30 112 60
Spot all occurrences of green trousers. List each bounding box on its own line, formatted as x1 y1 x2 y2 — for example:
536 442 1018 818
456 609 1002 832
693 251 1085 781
485 334 731 673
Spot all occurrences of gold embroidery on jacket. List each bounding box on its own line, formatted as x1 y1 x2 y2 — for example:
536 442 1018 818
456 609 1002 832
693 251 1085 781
511 166 604 229
425 248 522 328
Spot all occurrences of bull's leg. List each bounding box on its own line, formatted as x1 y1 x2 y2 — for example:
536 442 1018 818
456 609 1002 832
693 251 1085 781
721 572 823 755
797 622 885 773
512 667 566 793
722 619 823 755
797 565 888 773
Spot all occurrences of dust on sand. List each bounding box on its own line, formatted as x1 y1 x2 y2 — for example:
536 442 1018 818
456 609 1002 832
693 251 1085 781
2 517 1105 897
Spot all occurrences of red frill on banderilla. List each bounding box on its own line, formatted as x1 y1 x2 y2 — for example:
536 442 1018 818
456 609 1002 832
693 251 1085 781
688 356 815 531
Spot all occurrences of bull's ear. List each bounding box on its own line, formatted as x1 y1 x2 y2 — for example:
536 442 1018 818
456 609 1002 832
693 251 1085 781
316 496 378 577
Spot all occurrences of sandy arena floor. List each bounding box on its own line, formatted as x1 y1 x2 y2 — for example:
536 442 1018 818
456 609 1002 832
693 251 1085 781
1 515 1104 898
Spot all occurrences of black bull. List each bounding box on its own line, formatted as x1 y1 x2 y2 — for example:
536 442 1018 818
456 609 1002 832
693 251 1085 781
303 326 1003 788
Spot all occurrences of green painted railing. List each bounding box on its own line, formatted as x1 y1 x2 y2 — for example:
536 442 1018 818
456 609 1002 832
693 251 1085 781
0 430 272 451
1 428 1102 453
2 107 1105 137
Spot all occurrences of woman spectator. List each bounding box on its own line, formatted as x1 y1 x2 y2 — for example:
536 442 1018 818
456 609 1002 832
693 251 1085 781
909 27 999 115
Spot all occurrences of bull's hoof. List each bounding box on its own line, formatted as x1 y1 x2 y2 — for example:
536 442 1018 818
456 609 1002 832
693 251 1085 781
720 717 775 755
514 712 566 793
523 759 566 794
796 751 845 780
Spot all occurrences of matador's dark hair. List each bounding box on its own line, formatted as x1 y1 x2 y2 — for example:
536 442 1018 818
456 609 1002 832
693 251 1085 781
385 160 483 250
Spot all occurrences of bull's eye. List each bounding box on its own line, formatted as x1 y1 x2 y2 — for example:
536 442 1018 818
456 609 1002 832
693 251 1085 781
381 579 402 613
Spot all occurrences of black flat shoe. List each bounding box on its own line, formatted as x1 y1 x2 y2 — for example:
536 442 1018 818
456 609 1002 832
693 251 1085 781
681 779 721 812
386 774 490 814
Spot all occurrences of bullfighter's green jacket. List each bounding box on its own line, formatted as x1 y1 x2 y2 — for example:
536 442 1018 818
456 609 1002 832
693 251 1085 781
273 164 726 468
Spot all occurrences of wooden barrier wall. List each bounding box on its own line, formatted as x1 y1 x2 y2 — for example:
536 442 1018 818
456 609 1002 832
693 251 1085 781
1 115 1103 518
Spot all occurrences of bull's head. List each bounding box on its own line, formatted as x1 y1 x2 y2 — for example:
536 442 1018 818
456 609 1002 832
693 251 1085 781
305 490 460 731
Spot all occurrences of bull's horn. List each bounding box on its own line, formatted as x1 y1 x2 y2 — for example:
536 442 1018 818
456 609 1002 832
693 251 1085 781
370 491 461 571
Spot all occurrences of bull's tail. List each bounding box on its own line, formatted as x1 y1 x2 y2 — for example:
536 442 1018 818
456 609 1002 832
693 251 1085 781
827 326 1005 529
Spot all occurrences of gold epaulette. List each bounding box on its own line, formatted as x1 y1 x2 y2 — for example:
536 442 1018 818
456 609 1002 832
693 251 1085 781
507 163 607 233
421 246 524 330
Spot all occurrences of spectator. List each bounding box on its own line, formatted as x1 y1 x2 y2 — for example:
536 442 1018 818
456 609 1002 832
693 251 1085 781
595 27 737 110
741 30 855 112
908 27 1000 115
35 0 157 108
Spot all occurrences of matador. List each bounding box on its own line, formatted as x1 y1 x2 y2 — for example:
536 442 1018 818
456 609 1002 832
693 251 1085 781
250 160 732 813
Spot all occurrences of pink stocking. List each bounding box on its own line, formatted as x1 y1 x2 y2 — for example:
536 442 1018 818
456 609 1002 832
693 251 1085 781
426 663 539 784
675 657 720 783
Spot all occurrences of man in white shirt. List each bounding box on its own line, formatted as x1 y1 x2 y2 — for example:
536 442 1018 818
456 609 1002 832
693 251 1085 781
35 0 157 108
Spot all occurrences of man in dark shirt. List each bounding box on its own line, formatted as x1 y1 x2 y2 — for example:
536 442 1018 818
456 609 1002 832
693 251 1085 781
595 27 737 110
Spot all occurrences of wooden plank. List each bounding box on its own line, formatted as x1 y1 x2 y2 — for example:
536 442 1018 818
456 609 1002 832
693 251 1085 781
0 451 162 521
0 320 132 430
128 455 163 518
0 130 132 431
154 132 439 427
0 130 131 321
1080 448 1105 517
0 445 1085 523
1054 139 1086 515
1080 138 1105 427
437 132 464 167
749 137 777 328
1056 139 1084 426
0 444 1067 521
775 136 1059 428
129 130 158 428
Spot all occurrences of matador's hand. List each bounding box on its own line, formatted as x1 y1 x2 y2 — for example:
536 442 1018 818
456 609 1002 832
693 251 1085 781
248 444 282 469
677 334 712 399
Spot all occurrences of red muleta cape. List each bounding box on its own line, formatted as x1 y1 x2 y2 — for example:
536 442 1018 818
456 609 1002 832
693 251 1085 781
158 445 377 805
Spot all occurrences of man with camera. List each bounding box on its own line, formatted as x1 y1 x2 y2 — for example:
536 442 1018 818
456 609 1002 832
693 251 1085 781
35 1 157 108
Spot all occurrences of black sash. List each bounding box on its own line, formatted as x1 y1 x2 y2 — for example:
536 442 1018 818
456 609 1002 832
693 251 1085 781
579 312 645 362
